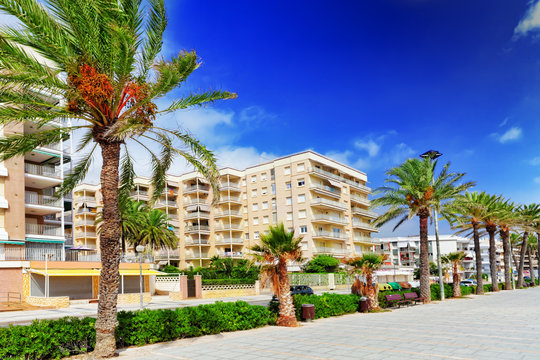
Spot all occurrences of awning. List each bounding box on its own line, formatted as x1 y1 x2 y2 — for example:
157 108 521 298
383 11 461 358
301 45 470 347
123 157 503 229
25 238 64 244
197 178 209 184
327 179 342 188
120 269 166 276
186 205 197 212
198 204 210 212
0 240 24 245
29 269 100 276
167 180 178 187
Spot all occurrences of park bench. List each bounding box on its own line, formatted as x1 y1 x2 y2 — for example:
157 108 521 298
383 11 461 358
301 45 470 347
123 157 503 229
404 292 426 304
385 293 410 308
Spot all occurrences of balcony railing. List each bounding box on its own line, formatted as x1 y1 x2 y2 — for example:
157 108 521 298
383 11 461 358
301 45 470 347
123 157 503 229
156 200 177 208
76 208 97 215
218 251 243 258
311 197 347 210
215 223 243 231
351 207 378 218
24 163 60 178
310 183 341 196
0 247 156 262
350 195 370 206
25 223 62 236
214 210 243 218
313 230 348 240
309 166 370 193
185 252 210 259
185 185 210 193
352 220 378 231
44 213 72 223
25 192 62 207
186 225 210 232
219 182 241 191
185 239 210 245
353 236 378 244
75 219 96 226
311 214 347 224
215 238 244 245
183 199 209 206
154 249 180 260
76 196 96 202
74 231 97 238
217 196 242 204
185 211 210 219
313 248 347 256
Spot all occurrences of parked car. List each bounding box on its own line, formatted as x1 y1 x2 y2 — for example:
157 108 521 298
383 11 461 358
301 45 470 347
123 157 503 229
460 279 477 287
378 283 392 291
408 281 420 288
271 285 314 302
399 282 412 289
388 282 402 290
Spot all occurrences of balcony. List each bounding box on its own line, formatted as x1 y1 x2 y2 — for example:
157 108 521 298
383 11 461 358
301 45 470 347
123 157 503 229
219 182 241 192
25 223 63 237
217 196 242 204
154 249 180 260
185 251 210 260
183 198 209 207
309 166 370 193
74 231 97 239
44 212 73 224
76 208 97 216
311 197 347 211
155 199 177 209
185 225 210 234
214 210 243 218
185 211 210 220
311 214 348 225
24 162 62 189
215 238 244 245
25 192 63 215
351 207 378 218
312 230 348 241
215 223 243 231
353 236 379 245
130 190 149 200
313 247 347 257
162 187 179 196
75 219 96 226
352 220 379 232
217 251 243 258
184 185 210 194
185 239 211 246
168 215 180 227
350 195 370 206
310 183 341 198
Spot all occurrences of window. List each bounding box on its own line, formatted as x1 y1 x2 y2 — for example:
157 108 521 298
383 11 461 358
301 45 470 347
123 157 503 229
271 183 276 194
286 182 292 189
261 173 267 181
286 197 292 205
243 207 248 214
288 227 293 233
300 225 308 234
272 212 277 223
272 199 276 209
287 212 293 221
252 203 258 211
251 175 257 183
270 168 275 180
298 194 306 203
263 216 269 224
253 217 259 225
251 189 257 197
297 178 305 187
262 187 268 195
262 201 269 210
297 163 305 172
284 166 291 175
254 231 260 239
243 193 247 200
298 210 306 219
245 233 249 240
242 179 246 186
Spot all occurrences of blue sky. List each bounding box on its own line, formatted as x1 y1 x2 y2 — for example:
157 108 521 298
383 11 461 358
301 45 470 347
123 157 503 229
2 1 540 237
156 1 540 237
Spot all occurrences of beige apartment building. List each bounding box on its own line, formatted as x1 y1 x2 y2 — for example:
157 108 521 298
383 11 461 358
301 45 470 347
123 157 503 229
73 151 379 269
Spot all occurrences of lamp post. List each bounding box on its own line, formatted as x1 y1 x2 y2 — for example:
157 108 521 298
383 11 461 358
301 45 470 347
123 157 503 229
420 150 445 301
136 245 145 309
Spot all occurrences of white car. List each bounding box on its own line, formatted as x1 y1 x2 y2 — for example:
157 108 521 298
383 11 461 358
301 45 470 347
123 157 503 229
409 280 420 288
459 279 477 287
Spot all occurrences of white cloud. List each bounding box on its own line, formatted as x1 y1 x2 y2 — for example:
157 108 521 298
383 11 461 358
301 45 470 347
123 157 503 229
238 106 275 123
214 146 277 169
534 177 540 184
515 0 540 37
354 139 380 157
499 117 508 127
531 157 540 166
0 13 23 29
324 150 354 166
498 126 523 143
166 108 235 145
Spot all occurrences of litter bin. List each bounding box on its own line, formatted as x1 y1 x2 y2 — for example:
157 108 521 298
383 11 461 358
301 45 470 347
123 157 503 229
359 297 369 313
302 304 315 321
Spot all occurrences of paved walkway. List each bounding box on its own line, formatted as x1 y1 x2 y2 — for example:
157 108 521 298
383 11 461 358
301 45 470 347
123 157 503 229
117 287 540 360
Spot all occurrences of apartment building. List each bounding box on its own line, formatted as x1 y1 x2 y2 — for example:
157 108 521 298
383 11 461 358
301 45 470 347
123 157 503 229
0 110 72 262
74 151 379 269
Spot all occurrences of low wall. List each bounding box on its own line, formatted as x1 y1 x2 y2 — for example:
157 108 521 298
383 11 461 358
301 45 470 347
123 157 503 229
118 292 151 305
202 282 259 299
25 295 70 308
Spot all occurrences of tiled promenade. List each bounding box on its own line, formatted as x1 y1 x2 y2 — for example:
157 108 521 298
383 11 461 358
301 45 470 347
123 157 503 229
119 286 540 360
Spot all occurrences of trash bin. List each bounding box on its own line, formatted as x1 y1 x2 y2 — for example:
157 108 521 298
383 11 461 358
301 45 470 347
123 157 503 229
359 297 369 313
302 304 315 321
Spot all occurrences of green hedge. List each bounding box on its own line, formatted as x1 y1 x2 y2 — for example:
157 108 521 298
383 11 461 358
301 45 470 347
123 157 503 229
201 278 256 285
0 301 272 359
292 293 360 320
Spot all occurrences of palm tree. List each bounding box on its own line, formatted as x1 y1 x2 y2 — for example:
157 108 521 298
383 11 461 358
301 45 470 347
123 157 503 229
373 157 474 302
444 191 494 295
0 2 235 356
446 251 466 297
250 224 302 327
527 234 537 286
517 204 540 288
137 209 177 251
344 253 386 309
509 233 521 272
440 254 451 283
493 198 518 290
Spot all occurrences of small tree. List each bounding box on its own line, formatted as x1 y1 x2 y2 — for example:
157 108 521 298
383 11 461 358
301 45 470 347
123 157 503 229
344 253 386 309
250 224 302 327
304 254 340 273
446 251 466 297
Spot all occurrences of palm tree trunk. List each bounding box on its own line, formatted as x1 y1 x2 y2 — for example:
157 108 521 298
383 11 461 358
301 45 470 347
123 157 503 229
365 271 378 309
418 210 431 303
452 261 461 297
93 142 122 358
487 226 499 292
501 230 512 290
277 259 297 327
528 245 536 285
517 232 528 288
472 223 483 295
537 233 540 285
511 247 519 275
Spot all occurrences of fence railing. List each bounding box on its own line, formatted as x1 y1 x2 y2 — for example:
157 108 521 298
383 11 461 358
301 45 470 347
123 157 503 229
0 292 22 307
288 273 352 286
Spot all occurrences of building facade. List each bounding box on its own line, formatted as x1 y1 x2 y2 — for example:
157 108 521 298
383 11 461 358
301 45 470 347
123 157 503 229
73 151 379 269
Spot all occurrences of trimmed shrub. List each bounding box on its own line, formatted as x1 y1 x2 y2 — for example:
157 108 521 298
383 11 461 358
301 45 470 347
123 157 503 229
0 301 272 359
293 293 360 320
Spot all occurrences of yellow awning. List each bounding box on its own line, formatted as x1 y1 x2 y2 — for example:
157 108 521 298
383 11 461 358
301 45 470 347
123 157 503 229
30 269 100 276
120 269 165 276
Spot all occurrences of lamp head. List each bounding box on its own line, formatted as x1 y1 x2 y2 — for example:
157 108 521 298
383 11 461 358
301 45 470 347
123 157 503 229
136 245 145 253
420 150 442 160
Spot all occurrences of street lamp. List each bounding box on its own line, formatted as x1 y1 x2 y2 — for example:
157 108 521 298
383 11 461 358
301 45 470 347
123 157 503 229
420 149 445 301
136 245 145 309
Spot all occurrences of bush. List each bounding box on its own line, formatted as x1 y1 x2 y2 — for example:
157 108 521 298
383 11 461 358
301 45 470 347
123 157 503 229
0 301 272 359
202 278 256 285
303 255 340 273
162 264 181 274
293 293 360 320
